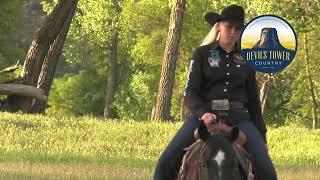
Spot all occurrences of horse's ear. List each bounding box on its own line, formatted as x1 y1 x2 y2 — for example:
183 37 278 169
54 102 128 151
230 126 240 142
197 120 210 141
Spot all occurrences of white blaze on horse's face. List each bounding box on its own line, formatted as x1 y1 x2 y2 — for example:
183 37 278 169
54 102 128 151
213 149 225 167
212 149 225 179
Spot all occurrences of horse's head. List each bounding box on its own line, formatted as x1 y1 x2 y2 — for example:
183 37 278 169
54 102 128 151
194 121 244 180
198 133 243 180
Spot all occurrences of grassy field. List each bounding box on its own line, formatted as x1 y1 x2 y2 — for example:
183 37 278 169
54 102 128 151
0 162 319 179
0 112 320 179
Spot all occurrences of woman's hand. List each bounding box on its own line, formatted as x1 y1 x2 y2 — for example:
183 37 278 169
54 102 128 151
200 113 217 132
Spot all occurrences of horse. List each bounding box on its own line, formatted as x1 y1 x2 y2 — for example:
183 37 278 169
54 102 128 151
177 119 254 180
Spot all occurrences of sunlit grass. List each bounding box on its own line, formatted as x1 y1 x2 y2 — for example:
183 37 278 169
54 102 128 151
0 162 152 179
0 162 319 179
0 112 320 179
0 112 180 163
277 166 320 180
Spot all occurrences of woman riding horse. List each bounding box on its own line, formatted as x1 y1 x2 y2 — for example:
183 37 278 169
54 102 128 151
154 4 278 180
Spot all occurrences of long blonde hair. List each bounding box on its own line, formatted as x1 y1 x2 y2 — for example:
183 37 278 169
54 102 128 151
200 22 220 46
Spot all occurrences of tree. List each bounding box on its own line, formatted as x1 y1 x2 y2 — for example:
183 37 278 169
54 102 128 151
104 0 122 119
8 0 79 112
268 0 320 128
40 0 129 118
30 0 78 113
258 73 274 115
301 0 319 129
151 0 187 120
36 0 319 126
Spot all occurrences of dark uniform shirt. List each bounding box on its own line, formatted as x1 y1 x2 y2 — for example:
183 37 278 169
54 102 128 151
184 43 267 142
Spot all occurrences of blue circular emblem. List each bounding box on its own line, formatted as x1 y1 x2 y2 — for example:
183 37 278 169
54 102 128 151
240 15 298 73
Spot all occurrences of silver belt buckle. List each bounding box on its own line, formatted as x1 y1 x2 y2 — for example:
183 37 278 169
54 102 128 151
212 99 229 110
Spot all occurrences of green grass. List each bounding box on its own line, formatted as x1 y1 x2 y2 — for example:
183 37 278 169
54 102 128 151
0 112 179 169
0 162 319 179
267 125 320 166
0 112 320 178
0 161 152 179
277 166 320 180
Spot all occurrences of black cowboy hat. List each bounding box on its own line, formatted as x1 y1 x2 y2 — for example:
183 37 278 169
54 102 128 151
205 5 245 29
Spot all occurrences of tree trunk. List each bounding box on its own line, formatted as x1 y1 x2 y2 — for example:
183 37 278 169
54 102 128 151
259 74 273 115
8 0 78 112
0 84 47 101
103 0 122 119
103 33 119 119
30 1 78 113
151 0 186 121
303 33 318 129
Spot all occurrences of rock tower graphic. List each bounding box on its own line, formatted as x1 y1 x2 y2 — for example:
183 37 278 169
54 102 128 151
247 27 295 54
254 28 285 49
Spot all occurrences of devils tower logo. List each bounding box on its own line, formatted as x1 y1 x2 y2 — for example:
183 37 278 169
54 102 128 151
240 15 297 73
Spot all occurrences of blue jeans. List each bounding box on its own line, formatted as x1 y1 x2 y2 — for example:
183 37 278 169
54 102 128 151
153 110 277 180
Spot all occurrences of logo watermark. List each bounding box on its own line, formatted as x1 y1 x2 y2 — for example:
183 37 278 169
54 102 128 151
240 15 297 73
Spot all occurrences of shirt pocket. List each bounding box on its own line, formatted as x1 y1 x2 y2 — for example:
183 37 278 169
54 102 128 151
231 62 250 80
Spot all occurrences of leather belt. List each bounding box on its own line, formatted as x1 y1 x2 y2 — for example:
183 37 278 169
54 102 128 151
211 99 246 111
